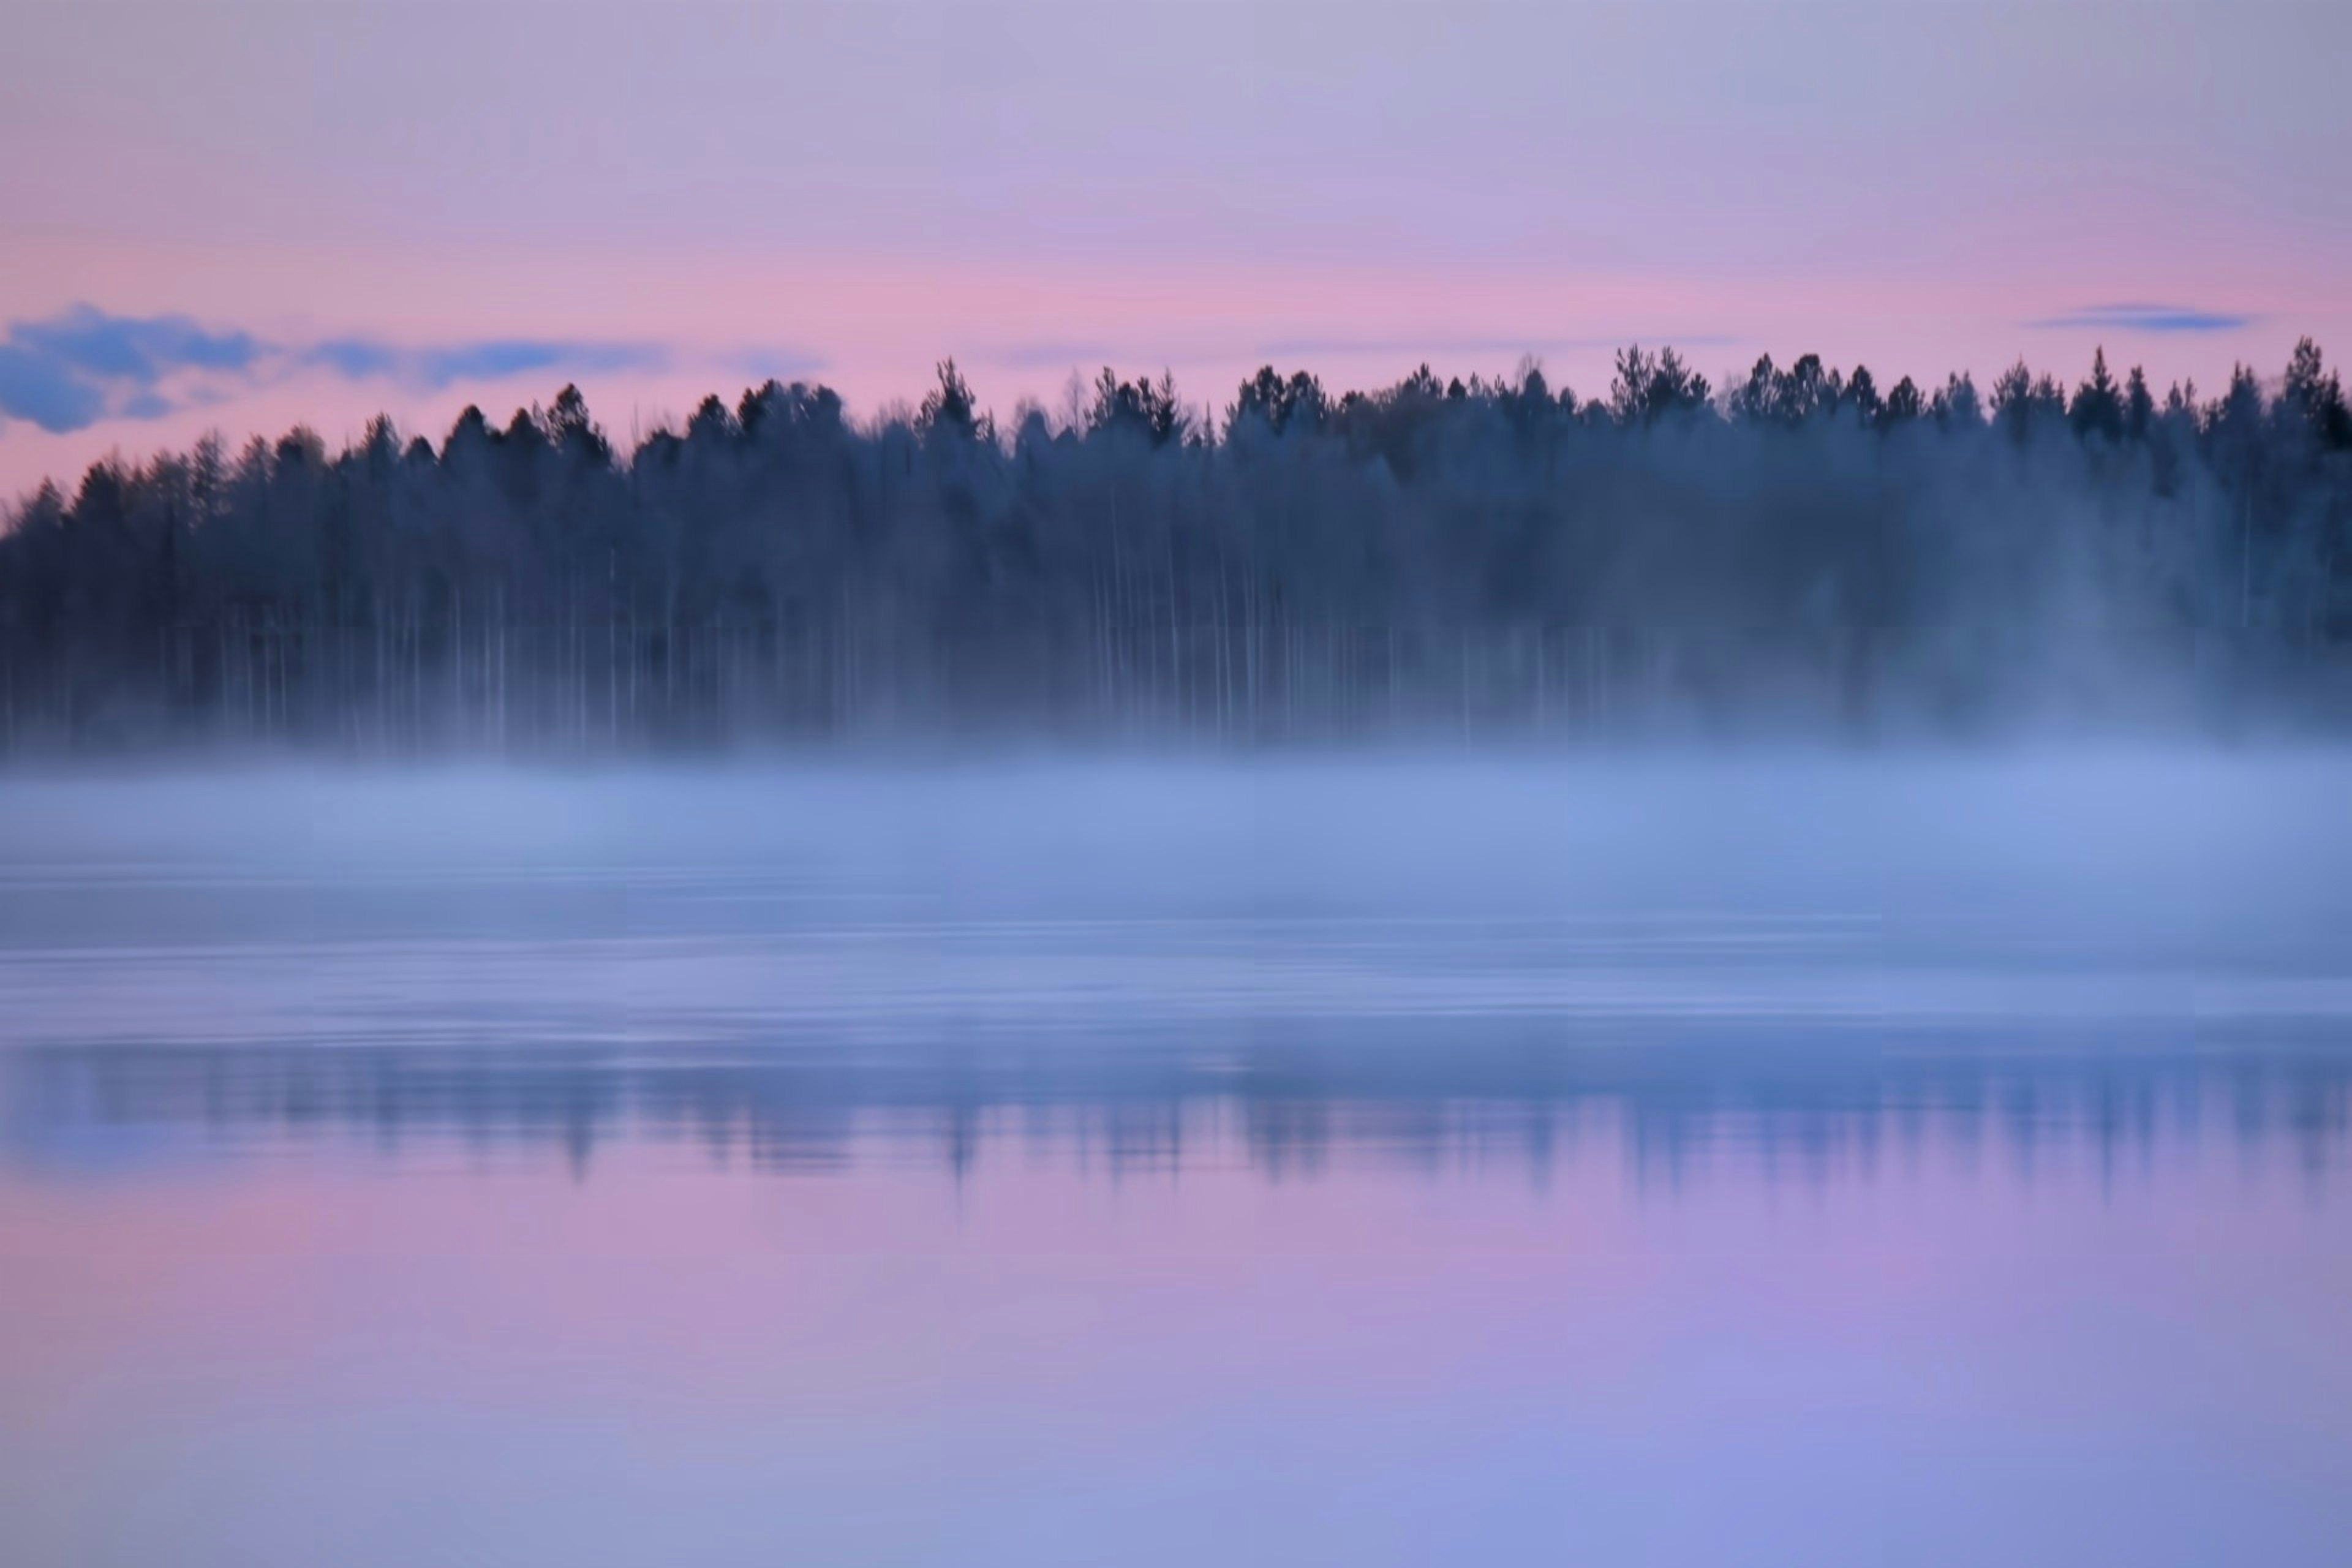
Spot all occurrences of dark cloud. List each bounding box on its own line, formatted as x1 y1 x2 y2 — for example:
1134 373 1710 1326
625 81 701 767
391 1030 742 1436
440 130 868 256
10 304 259 380
306 336 669 390
0 305 259 433
0 344 109 433
0 306 741 434
420 340 668 386
2027 304 2252 334
306 339 402 380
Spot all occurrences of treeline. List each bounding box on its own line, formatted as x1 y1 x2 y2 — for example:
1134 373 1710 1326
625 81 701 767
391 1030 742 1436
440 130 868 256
2 341 2350 752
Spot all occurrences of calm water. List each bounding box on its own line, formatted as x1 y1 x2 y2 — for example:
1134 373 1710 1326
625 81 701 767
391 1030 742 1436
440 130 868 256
2 757 2350 1567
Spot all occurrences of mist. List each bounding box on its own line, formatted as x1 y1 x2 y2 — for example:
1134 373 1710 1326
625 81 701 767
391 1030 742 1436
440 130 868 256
2 748 2346 1186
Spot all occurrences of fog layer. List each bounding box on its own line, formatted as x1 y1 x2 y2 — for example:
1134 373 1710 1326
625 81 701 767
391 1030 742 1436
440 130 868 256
3 752 2349 1180
3 750 2345 960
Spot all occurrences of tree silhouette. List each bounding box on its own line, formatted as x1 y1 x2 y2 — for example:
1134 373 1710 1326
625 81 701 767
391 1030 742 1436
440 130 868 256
2 341 2347 753
2068 348 2124 442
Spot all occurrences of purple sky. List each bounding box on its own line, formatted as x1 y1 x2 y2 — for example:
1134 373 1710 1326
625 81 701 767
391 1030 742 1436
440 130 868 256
4 0 2348 493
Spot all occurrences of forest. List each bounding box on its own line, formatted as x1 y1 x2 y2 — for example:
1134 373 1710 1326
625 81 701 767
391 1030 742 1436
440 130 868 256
1 339 2348 752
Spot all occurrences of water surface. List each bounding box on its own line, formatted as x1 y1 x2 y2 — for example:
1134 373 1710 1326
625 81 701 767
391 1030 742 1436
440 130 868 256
2 756 2348 1566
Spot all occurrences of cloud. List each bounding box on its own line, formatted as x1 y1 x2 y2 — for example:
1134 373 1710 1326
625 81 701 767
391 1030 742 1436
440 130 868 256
306 336 671 390
0 344 109 433
2027 304 2252 334
420 340 668 386
305 338 402 380
0 305 777 434
0 305 260 433
10 304 260 380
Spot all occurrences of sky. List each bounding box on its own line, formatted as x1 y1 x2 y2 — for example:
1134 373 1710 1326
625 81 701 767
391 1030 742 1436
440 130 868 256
3 0 2348 495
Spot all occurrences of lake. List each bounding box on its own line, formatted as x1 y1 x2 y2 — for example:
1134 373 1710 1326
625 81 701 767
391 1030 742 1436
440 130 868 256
2 755 2348 1566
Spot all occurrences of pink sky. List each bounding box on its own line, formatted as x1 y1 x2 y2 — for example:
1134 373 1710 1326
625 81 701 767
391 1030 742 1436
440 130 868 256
5 1 2349 496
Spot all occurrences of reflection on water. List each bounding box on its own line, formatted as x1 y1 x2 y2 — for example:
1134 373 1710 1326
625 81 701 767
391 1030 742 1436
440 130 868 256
4 762 2352 1567
10 1017 2352 1189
